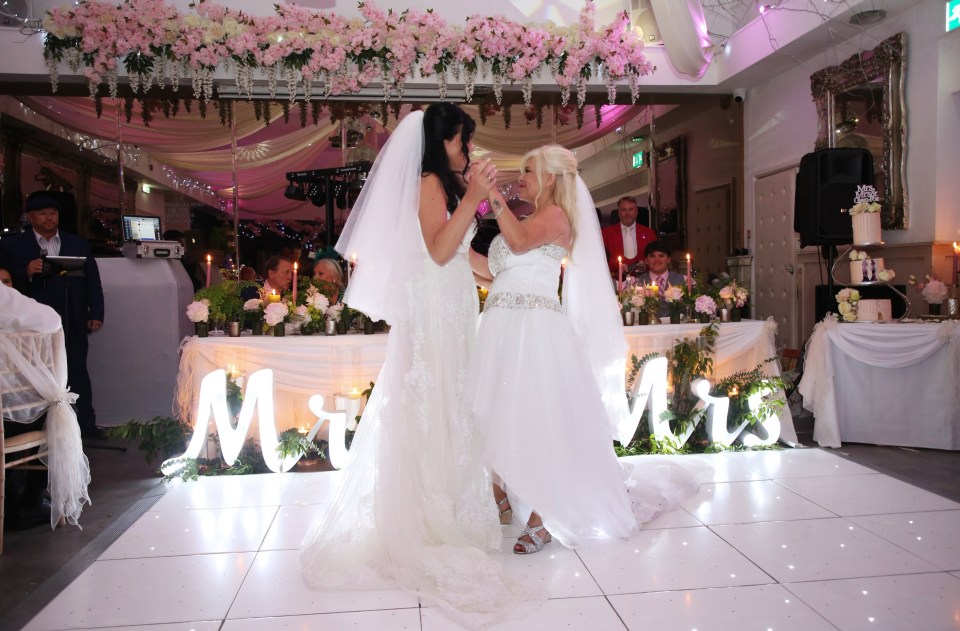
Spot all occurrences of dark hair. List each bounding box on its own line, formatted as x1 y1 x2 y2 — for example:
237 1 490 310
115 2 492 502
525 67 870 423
421 103 476 213
644 240 672 258
263 255 293 276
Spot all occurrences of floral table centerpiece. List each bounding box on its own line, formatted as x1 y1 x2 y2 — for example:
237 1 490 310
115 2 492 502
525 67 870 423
296 286 331 335
693 294 718 323
663 284 687 324
243 297 265 335
835 287 861 322
186 299 210 337
264 301 291 337
909 274 948 315
716 278 749 322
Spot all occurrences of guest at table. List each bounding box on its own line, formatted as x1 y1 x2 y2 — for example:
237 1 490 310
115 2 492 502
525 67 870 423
262 255 293 295
238 265 258 282
0 192 105 439
601 196 657 276
310 258 345 303
0 265 13 288
639 240 686 317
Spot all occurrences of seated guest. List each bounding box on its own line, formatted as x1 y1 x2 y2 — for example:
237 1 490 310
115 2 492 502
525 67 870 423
262 255 293 295
0 266 13 288
310 258 345 303
238 265 258 282
639 241 686 317
601 196 657 276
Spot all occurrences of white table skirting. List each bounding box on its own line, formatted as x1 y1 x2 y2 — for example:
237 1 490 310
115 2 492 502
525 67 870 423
176 319 795 443
799 319 960 449
88 258 194 426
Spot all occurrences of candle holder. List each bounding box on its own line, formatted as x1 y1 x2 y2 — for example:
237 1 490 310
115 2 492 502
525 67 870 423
947 297 960 320
622 310 634 326
719 308 731 323
227 321 241 337
325 319 337 335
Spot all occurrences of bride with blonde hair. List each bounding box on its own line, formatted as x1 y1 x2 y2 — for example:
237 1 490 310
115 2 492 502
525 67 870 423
468 145 702 554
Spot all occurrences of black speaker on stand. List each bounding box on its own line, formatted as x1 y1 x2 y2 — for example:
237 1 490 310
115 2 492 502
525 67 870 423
794 148 875 322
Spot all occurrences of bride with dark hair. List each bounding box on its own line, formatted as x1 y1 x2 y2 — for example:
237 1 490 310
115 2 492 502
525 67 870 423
300 104 537 627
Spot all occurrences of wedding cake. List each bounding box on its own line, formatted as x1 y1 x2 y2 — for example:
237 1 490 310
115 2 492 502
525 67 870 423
850 185 882 245
855 298 892 322
849 256 885 283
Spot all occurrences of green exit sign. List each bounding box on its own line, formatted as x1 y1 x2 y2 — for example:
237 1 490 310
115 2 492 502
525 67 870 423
949 0 960 32
632 151 644 169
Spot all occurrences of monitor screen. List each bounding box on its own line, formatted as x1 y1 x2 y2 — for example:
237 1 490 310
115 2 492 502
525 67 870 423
122 215 162 241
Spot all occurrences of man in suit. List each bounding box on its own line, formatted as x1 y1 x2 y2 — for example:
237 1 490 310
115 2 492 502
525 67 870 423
639 240 686 317
601 196 657 276
0 192 105 439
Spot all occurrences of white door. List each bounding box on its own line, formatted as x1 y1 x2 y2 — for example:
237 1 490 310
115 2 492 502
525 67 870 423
753 168 799 350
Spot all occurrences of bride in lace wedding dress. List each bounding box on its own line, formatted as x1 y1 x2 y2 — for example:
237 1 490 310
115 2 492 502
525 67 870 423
467 145 704 554
300 104 539 628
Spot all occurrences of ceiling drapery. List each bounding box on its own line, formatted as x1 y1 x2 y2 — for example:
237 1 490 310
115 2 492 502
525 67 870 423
17 96 646 218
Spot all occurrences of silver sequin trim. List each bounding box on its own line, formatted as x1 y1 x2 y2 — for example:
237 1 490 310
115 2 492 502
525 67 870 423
484 292 563 313
487 236 568 277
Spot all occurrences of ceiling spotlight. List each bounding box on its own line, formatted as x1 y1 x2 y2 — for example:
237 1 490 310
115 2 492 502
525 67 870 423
284 182 307 201
307 183 326 207
849 9 886 25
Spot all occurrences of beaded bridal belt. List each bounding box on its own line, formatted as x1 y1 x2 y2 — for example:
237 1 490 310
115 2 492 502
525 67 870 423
483 291 563 314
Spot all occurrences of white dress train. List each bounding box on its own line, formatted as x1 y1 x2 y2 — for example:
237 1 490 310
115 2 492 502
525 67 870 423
300 229 540 628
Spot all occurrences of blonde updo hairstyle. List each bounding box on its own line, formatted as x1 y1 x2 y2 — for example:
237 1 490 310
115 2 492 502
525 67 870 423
520 144 579 250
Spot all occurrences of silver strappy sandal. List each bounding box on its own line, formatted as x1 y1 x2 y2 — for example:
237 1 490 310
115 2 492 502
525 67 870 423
514 524 552 554
497 496 513 525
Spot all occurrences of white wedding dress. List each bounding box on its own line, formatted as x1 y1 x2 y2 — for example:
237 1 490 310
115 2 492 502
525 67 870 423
300 227 539 628
466 235 703 547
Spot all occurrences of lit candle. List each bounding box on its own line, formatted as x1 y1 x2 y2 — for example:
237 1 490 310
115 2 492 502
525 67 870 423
618 256 623 292
292 261 298 305
205 254 212 288
267 290 280 304
649 283 659 297
953 242 959 287
685 253 692 293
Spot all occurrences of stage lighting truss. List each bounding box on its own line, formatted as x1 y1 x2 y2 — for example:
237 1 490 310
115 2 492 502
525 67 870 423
285 161 373 209
283 181 307 201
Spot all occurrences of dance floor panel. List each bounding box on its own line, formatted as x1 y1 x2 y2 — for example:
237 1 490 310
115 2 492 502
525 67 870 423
22 450 960 631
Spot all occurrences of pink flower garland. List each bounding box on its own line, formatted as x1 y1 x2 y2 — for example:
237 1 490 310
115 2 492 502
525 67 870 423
42 0 654 105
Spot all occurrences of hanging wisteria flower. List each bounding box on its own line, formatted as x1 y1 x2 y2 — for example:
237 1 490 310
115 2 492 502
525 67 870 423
42 0 654 105
694 295 717 316
264 302 290 327
186 299 210 323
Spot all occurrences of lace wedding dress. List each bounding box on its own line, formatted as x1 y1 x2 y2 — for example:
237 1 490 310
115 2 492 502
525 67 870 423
466 234 704 547
300 228 539 628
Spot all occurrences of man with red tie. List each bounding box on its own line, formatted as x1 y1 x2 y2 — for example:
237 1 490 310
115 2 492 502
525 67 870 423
601 196 657 276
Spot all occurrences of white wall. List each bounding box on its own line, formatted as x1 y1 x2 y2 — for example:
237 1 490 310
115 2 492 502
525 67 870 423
744 1 957 249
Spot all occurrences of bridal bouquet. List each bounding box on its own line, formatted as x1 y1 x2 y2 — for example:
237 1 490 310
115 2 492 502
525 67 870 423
835 287 860 322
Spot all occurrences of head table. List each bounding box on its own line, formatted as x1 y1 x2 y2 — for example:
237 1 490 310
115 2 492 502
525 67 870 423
799 319 960 450
175 319 796 444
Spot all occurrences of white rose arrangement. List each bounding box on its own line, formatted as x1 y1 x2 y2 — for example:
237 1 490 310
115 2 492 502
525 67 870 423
835 287 861 322
909 274 948 304
264 302 290 327
186 299 210 323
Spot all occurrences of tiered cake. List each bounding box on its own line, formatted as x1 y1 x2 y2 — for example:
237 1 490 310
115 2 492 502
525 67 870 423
855 298 893 322
849 256 885 283
850 185 882 246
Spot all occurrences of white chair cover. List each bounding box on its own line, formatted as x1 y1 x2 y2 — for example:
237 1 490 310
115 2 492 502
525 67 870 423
0 325 91 528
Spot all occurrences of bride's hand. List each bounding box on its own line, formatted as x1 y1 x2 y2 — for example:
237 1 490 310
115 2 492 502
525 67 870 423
464 159 497 202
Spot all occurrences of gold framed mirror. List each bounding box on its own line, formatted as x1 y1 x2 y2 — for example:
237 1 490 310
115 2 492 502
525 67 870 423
811 32 906 229
652 135 685 248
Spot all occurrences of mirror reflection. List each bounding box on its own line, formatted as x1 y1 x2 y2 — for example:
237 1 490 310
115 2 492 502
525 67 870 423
811 32 906 229
652 135 685 248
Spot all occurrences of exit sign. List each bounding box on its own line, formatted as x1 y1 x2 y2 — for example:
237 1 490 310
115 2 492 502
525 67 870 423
632 151 644 169
949 0 960 32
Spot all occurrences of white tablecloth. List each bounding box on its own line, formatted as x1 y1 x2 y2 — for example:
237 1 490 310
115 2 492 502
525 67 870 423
88 258 194 425
176 319 796 443
799 319 960 450
176 333 388 433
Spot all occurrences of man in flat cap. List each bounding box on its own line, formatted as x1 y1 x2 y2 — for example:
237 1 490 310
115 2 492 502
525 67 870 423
0 192 105 439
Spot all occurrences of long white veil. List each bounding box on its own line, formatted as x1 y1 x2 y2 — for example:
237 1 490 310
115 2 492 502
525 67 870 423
336 110 425 324
562 177 631 440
